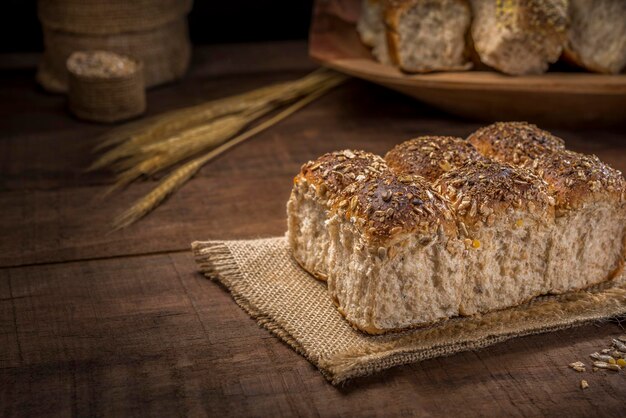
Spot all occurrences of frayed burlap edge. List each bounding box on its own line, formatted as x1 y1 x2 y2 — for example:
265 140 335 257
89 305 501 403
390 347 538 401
191 241 313 367
192 237 626 385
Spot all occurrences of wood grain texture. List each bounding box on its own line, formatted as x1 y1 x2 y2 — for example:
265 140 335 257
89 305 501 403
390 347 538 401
1 41 626 416
1 254 625 417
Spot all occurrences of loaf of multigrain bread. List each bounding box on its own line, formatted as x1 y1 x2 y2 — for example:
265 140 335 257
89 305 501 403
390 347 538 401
287 122 626 334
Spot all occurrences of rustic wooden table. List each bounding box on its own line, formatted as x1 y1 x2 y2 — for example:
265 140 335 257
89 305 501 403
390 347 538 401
1 42 625 417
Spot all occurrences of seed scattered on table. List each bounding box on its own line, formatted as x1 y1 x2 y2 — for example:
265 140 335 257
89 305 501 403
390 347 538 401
569 361 586 372
569 336 626 390
589 352 615 363
612 338 626 352
592 361 621 371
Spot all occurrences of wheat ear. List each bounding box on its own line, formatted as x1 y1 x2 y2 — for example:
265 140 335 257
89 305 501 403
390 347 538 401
112 77 345 230
89 69 334 171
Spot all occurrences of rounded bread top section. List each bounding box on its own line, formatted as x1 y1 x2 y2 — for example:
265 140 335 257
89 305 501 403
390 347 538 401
468 121 565 165
338 173 457 242
385 135 487 182
434 160 555 229
297 150 389 199
526 149 626 213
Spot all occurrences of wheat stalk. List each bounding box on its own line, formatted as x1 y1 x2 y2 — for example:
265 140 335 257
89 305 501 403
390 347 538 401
101 72 345 195
103 107 272 194
112 78 345 230
89 69 336 171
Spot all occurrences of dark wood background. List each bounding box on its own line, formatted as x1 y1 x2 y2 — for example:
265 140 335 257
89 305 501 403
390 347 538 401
1 41 626 416
0 0 314 53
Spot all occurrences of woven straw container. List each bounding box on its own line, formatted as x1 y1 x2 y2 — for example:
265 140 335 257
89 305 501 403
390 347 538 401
67 51 146 123
37 0 192 93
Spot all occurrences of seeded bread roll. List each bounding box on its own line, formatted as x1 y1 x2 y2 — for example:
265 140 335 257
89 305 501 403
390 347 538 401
385 136 487 181
467 121 565 165
434 161 555 315
326 172 462 333
469 121 626 294
384 0 472 72
527 150 626 292
288 151 464 333
386 136 557 316
288 150 389 281
564 0 626 74
469 0 568 75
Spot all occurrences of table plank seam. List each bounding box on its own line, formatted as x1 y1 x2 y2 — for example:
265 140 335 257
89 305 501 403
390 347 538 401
0 247 191 270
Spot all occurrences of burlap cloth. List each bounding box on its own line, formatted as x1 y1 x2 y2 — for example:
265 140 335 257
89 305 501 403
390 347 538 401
192 237 626 385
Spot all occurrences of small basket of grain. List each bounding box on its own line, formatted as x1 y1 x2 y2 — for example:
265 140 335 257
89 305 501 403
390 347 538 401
67 50 146 123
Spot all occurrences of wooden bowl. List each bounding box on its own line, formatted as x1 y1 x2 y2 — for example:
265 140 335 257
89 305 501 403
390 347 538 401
309 0 626 127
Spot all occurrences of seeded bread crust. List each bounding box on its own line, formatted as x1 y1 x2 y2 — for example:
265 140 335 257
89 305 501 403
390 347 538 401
296 150 456 246
385 136 487 182
526 150 626 214
467 121 565 165
467 122 626 213
434 160 554 230
299 149 389 199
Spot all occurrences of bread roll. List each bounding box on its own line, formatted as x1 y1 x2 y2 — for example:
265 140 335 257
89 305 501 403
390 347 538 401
434 161 555 315
388 136 556 316
288 150 389 281
357 0 472 72
564 0 626 74
357 0 390 64
467 121 565 165
357 0 382 47
385 0 472 72
385 135 486 181
469 0 568 75
469 122 626 294
288 151 463 333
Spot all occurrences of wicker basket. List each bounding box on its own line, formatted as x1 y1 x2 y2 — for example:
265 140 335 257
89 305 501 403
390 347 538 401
37 0 192 93
67 51 146 123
